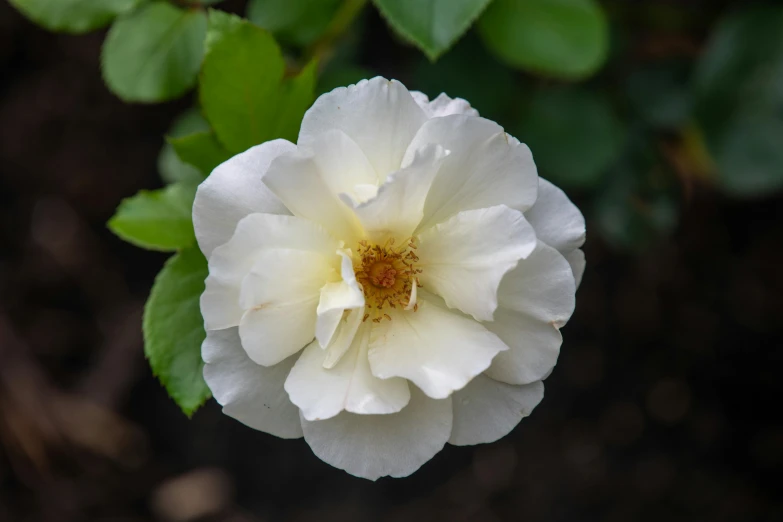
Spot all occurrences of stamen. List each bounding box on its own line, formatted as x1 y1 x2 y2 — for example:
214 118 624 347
354 236 421 320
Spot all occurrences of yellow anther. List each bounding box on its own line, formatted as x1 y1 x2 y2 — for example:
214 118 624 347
354 237 420 318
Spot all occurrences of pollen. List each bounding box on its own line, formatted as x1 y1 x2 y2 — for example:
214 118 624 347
355 237 421 322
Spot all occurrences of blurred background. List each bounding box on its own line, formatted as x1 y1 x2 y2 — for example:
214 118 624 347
1 0 782 520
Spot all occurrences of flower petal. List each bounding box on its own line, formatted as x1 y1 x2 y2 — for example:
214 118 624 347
299 77 428 176
524 178 586 254
368 297 508 399
285 323 410 421
239 249 337 310
239 296 319 367
201 214 339 331
410 91 479 118
417 205 537 321
303 129 380 202
483 309 562 385
403 115 538 229
315 250 364 348
565 248 586 289
497 240 576 327
300 387 452 480
323 307 364 369
343 144 449 240
201 275 244 332
263 149 362 242
202 327 302 438
193 139 294 258
449 377 543 446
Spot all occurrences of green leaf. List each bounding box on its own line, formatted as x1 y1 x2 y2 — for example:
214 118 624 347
477 0 609 79
373 0 491 60
516 87 623 189
168 131 232 175
247 0 342 47
627 60 691 130
143 247 211 416
102 2 207 103
317 65 374 95
592 131 681 251
693 7 783 197
159 108 211 184
412 33 517 126
8 0 144 34
200 11 317 153
269 60 319 144
108 183 198 251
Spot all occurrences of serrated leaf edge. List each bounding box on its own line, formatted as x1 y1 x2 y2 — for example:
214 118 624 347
372 0 493 61
142 249 211 417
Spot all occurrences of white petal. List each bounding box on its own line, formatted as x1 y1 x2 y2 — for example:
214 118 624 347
483 309 562 385
404 115 538 229
202 327 302 438
285 323 410 421
343 144 449 240
417 205 537 321
524 178 586 254
483 242 576 385
239 296 319 367
239 249 336 310
193 140 294 258
351 183 380 203
449 377 543 446
411 91 479 118
303 129 380 201
200 275 244 332
299 77 428 176
315 303 343 349
315 250 364 348
497 240 576 327
200 214 338 331
300 387 452 480
368 298 507 399
263 149 362 242
565 248 586 289
323 307 364 369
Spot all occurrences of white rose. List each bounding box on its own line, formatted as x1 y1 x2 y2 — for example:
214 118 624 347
194 77 585 480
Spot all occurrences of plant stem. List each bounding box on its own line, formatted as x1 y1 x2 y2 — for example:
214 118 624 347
308 0 368 69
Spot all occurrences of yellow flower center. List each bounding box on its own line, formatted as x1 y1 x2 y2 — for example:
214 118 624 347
355 238 421 322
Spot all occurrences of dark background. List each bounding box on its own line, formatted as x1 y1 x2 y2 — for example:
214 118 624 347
1 1 782 521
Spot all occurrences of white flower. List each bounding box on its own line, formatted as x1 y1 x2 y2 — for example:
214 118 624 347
194 77 585 480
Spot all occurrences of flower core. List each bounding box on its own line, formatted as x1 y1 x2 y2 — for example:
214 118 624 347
355 238 420 322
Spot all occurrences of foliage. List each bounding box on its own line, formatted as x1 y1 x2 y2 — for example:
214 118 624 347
158 108 212 185
515 86 623 189
108 182 198 251
101 2 208 103
11 0 783 414
143 247 211 416
373 0 492 60
247 0 343 47
693 7 783 196
200 10 317 153
478 0 608 79
8 0 144 34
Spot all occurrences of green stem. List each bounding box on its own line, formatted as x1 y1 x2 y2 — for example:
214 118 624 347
308 0 368 68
